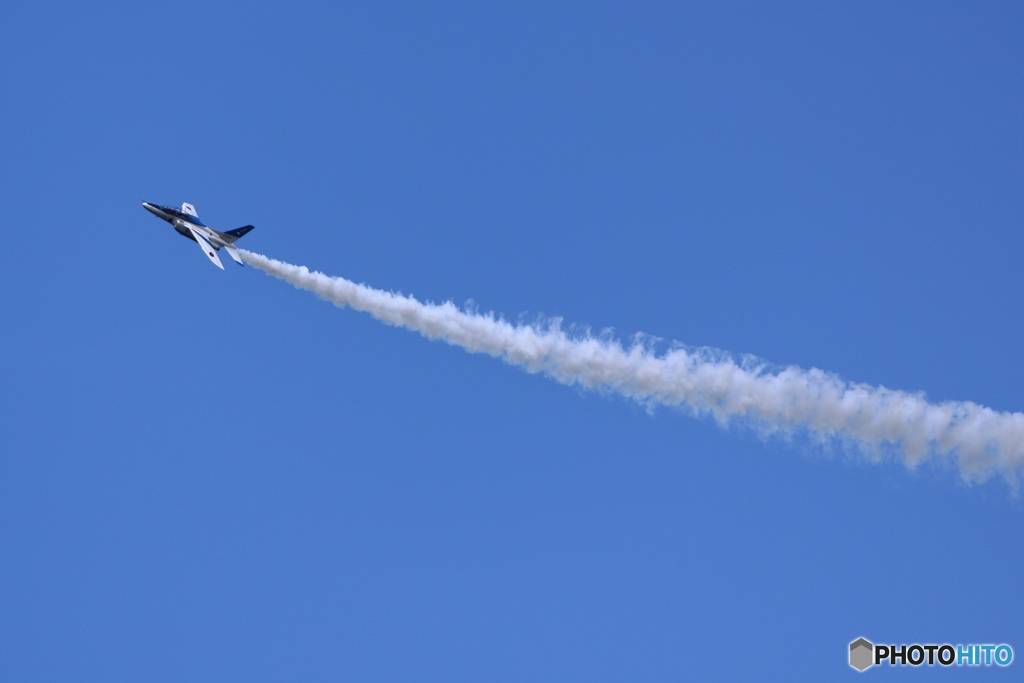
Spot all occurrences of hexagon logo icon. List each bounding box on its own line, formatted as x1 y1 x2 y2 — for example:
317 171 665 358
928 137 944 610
849 638 874 671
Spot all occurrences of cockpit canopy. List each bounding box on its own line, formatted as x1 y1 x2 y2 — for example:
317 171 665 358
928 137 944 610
156 204 206 227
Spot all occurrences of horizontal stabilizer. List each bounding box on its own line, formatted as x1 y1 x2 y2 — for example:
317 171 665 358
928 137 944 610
223 225 254 242
224 244 244 266
188 228 225 269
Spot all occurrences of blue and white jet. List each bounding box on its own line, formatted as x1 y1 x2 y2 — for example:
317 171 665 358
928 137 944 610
142 201 254 269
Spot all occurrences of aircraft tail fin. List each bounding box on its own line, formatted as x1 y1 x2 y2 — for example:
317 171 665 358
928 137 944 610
222 225 255 242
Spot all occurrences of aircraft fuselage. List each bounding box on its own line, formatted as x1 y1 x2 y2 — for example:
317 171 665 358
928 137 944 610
143 203 206 239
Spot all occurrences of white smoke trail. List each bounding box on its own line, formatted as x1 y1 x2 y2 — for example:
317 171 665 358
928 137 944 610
241 249 1024 484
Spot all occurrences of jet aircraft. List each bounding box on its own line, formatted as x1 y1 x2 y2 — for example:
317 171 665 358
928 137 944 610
142 201 254 269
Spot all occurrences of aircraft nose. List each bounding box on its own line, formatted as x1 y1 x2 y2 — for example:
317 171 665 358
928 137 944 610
142 202 159 215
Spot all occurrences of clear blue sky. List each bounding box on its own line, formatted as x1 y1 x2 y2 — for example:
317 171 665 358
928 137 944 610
1 1 1022 679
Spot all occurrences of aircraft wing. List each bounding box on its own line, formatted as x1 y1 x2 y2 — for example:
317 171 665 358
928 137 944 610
188 228 225 269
